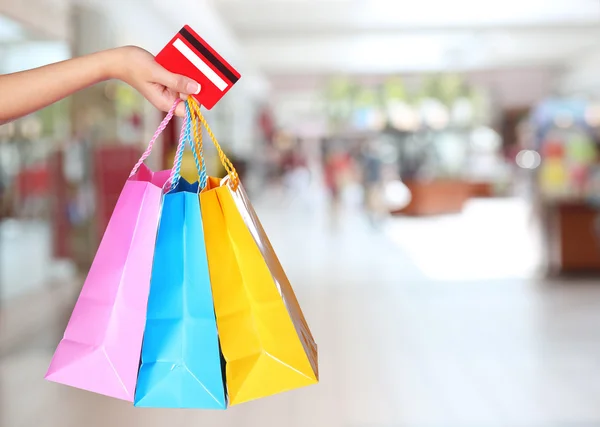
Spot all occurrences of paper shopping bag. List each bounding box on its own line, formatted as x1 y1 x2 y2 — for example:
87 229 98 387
134 104 226 409
45 164 171 400
45 102 179 401
201 177 318 405
187 99 318 406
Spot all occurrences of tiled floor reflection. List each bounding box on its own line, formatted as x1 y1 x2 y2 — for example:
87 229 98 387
3 193 600 427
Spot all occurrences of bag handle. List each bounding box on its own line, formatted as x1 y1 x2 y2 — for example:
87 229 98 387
187 100 208 190
187 97 240 190
168 101 205 190
186 101 205 186
129 99 181 178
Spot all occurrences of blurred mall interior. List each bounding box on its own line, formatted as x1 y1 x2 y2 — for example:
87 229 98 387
2 0 600 426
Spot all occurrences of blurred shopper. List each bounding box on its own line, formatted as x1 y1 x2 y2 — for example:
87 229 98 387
360 139 385 227
322 142 352 228
0 46 201 123
282 140 311 199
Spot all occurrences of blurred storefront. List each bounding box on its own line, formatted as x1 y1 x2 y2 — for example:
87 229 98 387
263 69 600 278
0 8 74 304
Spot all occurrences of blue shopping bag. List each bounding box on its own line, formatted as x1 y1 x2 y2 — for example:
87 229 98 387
134 105 226 409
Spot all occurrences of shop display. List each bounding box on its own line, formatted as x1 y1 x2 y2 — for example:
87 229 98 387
532 99 599 199
540 158 568 196
530 97 600 274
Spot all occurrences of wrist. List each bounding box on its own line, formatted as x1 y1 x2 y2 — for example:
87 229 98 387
98 47 129 81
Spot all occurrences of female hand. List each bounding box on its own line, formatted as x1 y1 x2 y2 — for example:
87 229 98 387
112 46 200 117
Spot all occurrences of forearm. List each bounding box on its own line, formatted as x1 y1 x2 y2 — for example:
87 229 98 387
0 48 121 123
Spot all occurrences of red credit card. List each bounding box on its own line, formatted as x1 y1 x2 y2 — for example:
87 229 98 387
156 25 241 110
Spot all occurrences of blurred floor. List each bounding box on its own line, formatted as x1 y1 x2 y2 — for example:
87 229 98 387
2 188 600 427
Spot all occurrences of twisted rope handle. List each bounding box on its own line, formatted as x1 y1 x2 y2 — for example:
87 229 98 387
168 107 190 189
129 99 180 178
186 102 208 190
168 102 207 191
188 101 208 190
188 97 239 190
185 103 206 190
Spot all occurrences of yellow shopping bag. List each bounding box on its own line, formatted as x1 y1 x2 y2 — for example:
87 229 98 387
188 99 318 405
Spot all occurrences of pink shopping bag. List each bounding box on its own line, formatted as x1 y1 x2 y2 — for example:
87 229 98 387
45 101 180 401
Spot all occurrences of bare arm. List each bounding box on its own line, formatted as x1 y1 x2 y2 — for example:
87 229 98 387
0 46 200 124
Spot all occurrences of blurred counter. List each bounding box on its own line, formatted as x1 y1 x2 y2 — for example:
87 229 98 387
543 200 600 274
392 180 496 216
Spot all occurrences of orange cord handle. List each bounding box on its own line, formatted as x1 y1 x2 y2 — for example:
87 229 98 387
188 100 205 172
187 97 240 190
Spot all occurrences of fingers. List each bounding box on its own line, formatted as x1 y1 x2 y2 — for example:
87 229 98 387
152 64 200 96
144 87 188 117
175 102 186 117
139 85 174 114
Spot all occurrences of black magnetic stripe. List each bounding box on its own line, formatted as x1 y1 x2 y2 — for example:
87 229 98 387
179 27 239 84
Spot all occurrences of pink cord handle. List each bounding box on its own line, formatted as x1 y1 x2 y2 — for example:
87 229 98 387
129 99 181 177
166 110 189 190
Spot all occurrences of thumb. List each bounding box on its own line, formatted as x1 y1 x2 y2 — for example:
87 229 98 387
153 65 201 95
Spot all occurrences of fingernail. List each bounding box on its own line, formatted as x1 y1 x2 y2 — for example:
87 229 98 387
186 82 201 94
